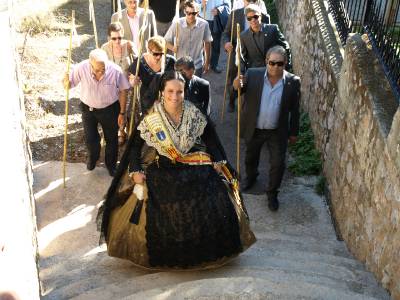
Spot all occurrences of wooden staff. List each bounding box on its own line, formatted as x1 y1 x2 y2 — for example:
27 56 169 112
128 1 149 136
63 10 75 188
221 9 236 122
174 0 180 58
89 0 99 48
236 23 242 175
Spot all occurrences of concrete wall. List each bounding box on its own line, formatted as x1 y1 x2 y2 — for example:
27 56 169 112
0 2 40 299
276 0 400 298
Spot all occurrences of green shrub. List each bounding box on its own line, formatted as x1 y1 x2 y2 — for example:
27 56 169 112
288 113 322 176
264 0 279 25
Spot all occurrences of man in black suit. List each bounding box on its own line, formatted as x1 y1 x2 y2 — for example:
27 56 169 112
240 4 291 71
143 56 211 116
175 56 211 116
222 0 270 112
233 45 300 211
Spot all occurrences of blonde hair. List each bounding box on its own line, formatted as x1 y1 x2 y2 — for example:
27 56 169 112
147 35 166 53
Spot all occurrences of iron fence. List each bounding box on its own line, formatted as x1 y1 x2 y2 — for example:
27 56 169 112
327 0 400 101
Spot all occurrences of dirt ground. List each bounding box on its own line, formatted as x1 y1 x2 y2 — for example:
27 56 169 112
18 0 112 163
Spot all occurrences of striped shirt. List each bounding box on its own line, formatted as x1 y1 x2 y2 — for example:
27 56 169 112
165 17 213 69
69 60 130 109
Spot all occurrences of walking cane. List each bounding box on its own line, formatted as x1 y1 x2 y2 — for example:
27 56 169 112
89 0 99 48
236 23 242 176
63 10 75 188
173 0 180 58
221 9 235 122
129 0 149 136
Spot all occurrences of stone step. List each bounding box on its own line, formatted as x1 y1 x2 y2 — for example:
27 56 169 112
41 251 389 300
74 276 387 300
39 243 365 292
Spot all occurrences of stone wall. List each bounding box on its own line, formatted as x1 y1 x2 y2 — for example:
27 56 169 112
0 2 40 299
276 0 400 298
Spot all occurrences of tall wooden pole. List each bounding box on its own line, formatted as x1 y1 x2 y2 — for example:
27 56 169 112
63 10 75 188
236 23 242 176
89 0 99 48
221 9 236 122
129 0 149 136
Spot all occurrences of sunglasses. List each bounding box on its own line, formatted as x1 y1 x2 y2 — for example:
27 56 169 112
111 37 122 41
185 11 199 16
246 15 260 21
151 51 164 57
268 61 285 67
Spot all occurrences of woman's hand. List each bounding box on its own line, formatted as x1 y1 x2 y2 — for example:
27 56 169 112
129 74 141 87
131 172 146 184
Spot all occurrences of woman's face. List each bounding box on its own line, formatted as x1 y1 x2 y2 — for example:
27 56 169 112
148 46 164 63
110 30 123 45
162 79 185 111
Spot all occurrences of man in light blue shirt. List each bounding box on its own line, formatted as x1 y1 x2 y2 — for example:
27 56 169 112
196 0 231 73
256 72 285 129
233 45 301 211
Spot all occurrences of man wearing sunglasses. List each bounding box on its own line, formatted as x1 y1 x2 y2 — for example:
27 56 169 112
240 4 291 72
222 0 270 112
233 46 300 212
165 0 213 77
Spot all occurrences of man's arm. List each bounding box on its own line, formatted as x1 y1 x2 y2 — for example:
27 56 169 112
203 41 211 73
222 10 233 48
149 10 158 36
164 22 177 52
118 89 127 128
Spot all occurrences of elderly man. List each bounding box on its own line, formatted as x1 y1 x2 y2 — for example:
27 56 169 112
240 4 291 71
222 0 270 112
63 49 130 176
111 0 157 53
165 0 213 76
233 46 300 211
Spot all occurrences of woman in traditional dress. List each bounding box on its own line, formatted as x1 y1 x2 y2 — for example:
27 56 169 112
98 71 255 270
101 22 135 145
128 35 176 115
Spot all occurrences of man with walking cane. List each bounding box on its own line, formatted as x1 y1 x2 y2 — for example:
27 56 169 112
233 45 300 211
63 49 130 177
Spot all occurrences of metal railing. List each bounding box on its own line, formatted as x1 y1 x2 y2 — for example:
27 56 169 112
327 0 400 101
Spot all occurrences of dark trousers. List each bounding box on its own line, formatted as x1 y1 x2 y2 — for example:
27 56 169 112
80 101 119 170
245 128 288 197
207 20 222 69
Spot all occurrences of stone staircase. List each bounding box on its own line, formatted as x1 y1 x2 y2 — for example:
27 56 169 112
34 161 390 299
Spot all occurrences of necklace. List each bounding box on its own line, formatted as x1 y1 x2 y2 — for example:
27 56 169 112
111 43 123 67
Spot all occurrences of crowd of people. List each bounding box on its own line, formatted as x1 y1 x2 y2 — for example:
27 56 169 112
63 0 300 270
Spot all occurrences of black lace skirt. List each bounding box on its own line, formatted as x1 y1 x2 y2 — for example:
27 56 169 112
106 157 256 270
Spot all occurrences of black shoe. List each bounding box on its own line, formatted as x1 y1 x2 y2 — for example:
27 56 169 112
211 66 222 73
86 158 96 171
267 196 279 212
242 177 256 191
